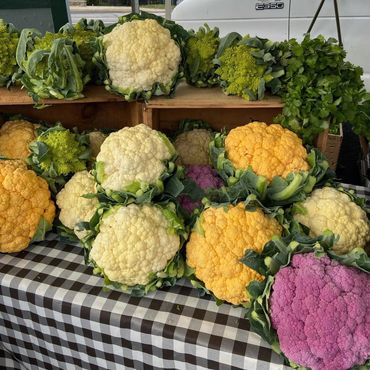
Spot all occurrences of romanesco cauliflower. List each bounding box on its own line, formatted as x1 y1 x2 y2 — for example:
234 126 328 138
184 24 220 87
28 125 90 192
0 19 19 87
215 43 267 100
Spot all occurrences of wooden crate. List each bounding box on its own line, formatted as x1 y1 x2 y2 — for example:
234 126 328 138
143 84 283 133
315 125 343 170
0 85 142 130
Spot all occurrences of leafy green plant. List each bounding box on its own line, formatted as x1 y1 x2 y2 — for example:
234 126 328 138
275 35 367 144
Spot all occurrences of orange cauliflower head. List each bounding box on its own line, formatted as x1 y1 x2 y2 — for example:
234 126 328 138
0 160 55 253
186 203 282 305
225 122 309 181
0 120 37 161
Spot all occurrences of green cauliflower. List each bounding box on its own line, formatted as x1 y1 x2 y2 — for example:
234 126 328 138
28 125 90 193
214 34 285 100
60 18 105 84
16 28 88 101
216 43 265 99
184 24 220 87
0 19 19 87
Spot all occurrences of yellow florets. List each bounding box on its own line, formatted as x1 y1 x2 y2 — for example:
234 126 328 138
186 203 282 305
225 122 309 181
0 160 55 253
0 120 37 160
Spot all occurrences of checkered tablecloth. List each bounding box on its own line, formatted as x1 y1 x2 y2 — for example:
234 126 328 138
0 184 368 370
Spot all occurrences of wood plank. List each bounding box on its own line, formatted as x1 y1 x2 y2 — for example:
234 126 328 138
146 83 283 109
0 85 124 106
156 107 283 133
0 102 136 130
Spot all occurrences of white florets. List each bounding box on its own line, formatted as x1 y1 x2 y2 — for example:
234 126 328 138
96 124 174 192
56 170 98 239
89 203 180 286
103 19 181 92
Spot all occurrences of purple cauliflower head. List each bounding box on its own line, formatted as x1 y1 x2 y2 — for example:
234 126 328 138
270 253 370 370
180 165 223 214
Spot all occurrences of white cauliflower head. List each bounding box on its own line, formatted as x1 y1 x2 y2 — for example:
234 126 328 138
174 128 212 165
294 187 370 254
56 170 98 239
103 19 181 94
89 203 181 286
96 124 175 193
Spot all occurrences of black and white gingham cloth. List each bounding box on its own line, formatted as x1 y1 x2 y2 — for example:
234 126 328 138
0 184 368 370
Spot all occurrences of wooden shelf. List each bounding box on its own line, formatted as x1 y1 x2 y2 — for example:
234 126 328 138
143 83 283 131
0 85 124 106
0 84 283 131
146 83 283 109
0 86 140 130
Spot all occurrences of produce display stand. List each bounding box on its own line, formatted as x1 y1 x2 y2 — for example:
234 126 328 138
0 84 283 133
142 83 283 132
0 85 343 171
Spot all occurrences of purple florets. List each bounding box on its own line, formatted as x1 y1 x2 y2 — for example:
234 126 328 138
180 165 223 214
270 253 370 370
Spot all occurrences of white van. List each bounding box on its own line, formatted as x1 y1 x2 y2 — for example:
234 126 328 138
172 0 370 90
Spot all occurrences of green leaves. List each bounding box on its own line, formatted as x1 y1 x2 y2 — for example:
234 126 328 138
16 28 88 102
275 35 366 144
31 217 53 243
